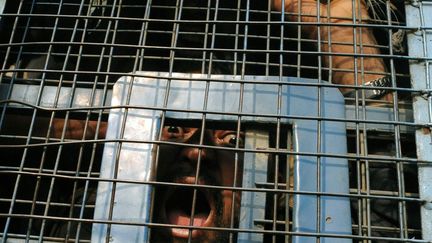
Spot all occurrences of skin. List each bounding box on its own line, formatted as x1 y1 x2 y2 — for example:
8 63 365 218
18 1 390 239
2 0 394 240
50 119 107 139
273 0 391 101
41 0 391 141
150 126 244 243
45 0 391 141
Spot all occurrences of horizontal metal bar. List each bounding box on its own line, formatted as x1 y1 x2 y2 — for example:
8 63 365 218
345 105 414 133
0 84 421 132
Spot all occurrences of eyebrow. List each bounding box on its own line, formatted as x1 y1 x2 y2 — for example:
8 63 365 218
163 118 242 131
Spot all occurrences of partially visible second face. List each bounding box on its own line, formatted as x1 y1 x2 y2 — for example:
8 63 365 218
151 124 244 243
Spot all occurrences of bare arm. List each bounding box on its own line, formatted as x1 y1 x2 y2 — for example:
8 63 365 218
48 1 391 140
50 119 107 140
273 0 390 100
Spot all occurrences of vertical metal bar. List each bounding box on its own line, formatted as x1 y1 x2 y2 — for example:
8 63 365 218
325 0 332 83
147 1 179 238
135 2 155 240
34 1 92 241
35 0 70 238
30 6 59 235
292 79 351 243
147 65 172 243
350 1 369 241
92 74 159 242
230 105 244 243
101 2 137 241
285 129 293 243
73 0 121 239
138 1 153 71
238 4 251 242
187 99 208 243
115 4 154 241
356 1 371 241
238 130 270 243
168 0 183 75
0 0 26 89
241 0 250 78
359 132 369 242
280 3 292 242
51 0 120 241
232 0 241 76
78 0 153 240
295 0 302 78
210 1 246 242
265 0 271 77
315 1 323 242
1 0 55 241
165 3 207 243
274 1 285 242
382 1 409 239
200 0 212 73
406 0 432 241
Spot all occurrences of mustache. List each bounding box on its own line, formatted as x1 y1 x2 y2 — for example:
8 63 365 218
158 162 220 187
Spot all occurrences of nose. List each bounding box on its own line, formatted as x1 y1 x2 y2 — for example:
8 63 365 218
180 145 214 162
179 129 216 166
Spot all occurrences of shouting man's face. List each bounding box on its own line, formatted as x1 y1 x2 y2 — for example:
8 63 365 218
151 124 244 243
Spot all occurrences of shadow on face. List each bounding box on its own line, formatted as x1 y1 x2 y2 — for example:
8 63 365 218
150 124 244 243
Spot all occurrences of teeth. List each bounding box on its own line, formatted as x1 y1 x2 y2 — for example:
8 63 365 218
168 210 208 226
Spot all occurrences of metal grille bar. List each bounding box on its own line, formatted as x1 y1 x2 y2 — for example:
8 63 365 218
0 0 430 242
406 1 432 241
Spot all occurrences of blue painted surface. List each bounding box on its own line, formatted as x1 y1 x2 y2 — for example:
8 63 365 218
92 72 351 242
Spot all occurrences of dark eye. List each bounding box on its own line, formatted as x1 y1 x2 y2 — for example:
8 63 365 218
222 133 244 147
167 126 181 134
163 126 184 139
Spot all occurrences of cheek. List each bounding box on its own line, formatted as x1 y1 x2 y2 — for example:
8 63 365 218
155 145 179 178
218 151 244 187
218 151 243 186
220 190 242 224
218 152 243 220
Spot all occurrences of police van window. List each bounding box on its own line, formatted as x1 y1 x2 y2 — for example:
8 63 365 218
0 0 429 243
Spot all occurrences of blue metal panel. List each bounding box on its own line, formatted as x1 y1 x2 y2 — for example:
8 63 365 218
287 84 351 243
91 72 351 242
238 130 269 243
91 82 161 242
406 1 432 240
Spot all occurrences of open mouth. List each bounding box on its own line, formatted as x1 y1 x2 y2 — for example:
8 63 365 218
162 180 215 238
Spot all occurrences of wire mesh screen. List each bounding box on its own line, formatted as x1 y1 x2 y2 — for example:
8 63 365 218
0 0 431 243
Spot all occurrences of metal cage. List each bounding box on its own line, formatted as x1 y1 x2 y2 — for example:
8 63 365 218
0 0 431 242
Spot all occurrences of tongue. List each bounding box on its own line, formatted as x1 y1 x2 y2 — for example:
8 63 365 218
168 210 207 226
